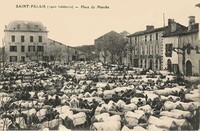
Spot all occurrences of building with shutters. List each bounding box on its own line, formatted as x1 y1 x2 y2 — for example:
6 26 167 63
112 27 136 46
127 25 166 70
163 16 200 76
3 20 49 62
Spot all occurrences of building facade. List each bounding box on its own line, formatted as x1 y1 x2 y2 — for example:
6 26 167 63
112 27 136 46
4 21 48 62
127 25 167 70
163 16 200 76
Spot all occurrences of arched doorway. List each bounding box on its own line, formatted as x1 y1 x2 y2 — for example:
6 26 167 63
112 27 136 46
167 59 172 72
186 60 192 76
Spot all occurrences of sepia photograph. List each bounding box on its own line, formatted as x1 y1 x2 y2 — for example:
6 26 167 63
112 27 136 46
0 0 199 130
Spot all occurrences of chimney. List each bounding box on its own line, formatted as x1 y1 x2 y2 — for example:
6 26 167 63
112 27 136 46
146 25 154 30
189 16 195 25
168 19 174 25
188 16 197 31
168 19 177 32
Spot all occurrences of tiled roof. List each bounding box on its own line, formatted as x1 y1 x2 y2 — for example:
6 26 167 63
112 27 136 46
128 26 168 37
162 23 188 37
4 20 48 32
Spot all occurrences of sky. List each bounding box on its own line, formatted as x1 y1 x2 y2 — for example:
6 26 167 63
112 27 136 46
0 0 200 47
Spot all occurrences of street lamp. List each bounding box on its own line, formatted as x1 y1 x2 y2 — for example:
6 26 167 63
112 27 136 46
172 43 194 76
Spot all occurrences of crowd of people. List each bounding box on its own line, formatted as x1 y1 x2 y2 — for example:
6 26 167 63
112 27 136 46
0 61 199 130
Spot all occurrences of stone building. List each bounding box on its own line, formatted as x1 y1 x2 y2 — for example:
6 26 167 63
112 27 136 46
163 16 200 76
4 20 48 62
46 39 88 62
127 25 166 70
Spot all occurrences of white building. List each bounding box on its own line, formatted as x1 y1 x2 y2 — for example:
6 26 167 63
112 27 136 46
4 20 48 62
163 16 200 76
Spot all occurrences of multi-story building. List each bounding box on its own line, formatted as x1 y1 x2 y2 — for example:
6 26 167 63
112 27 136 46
127 25 167 70
4 20 49 62
163 16 200 76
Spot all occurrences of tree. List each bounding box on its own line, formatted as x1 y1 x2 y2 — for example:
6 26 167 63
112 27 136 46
49 44 63 61
103 32 127 64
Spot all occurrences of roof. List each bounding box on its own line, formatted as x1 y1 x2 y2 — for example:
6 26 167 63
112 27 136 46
163 23 198 37
95 30 125 41
128 26 168 37
48 38 70 47
4 20 48 32
48 38 88 55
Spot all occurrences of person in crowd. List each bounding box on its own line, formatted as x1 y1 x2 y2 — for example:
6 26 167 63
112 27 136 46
53 95 61 108
146 98 152 107
44 95 51 105
145 94 148 102
105 84 111 90
137 98 143 107
152 97 163 116
112 92 120 102
79 98 85 109
179 89 186 102
90 99 99 118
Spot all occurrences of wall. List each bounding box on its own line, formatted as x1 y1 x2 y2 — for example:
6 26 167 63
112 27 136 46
4 31 48 62
162 36 179 70
129 30 164 70
178 32 200 75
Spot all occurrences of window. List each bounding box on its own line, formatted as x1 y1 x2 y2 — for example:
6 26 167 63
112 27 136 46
30 36 34 42
37 46 44 52
155 59 158 69
10 56 17 62
28 46 35 52
187 43 192 55
17 24 20 29
196 45 200 54
11 35 15 42
135 37 137 43
149 45 151 55
145 35 147 42
156 33 158 40
39 36 42 42
21 36 25 42
10 46 17 52
150 34 152 41
140 59 143 68
21 56 25 62
165 43 173 57
21 46 25 52
155 44 159 54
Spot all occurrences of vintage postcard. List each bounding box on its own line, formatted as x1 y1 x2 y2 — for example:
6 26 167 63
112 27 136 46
0 0 199 130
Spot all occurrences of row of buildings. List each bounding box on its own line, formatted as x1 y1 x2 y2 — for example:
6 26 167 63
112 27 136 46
1 21 89 63
95 16 200 76
1 17 200 76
